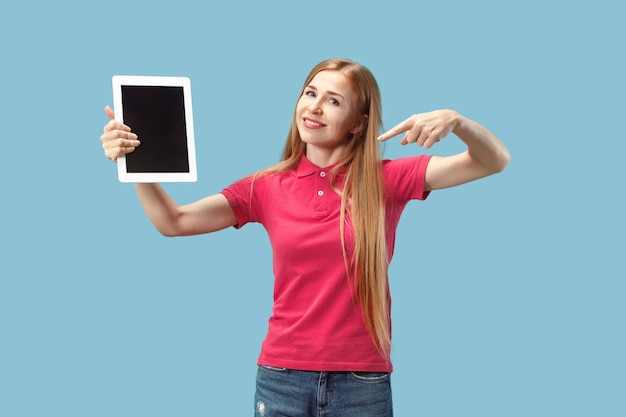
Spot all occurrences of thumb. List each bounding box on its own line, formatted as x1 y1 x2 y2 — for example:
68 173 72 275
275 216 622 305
104 105 115 120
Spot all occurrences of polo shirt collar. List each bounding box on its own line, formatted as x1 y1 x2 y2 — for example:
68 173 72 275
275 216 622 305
296 154 346 178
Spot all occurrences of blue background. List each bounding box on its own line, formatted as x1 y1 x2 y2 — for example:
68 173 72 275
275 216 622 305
1 1 624 416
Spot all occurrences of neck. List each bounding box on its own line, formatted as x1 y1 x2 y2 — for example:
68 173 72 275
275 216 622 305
305 144 347 168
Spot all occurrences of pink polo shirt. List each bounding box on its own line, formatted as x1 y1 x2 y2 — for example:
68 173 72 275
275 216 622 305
221 154 432 372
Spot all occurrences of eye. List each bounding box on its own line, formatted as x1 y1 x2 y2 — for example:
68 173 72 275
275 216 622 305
304 89 316 98
328 98 340 106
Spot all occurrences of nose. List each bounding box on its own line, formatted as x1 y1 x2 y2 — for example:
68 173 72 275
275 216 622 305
308 97 323 114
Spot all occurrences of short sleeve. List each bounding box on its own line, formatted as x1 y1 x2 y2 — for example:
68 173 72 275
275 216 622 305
221 175 261 229
382 155 433 202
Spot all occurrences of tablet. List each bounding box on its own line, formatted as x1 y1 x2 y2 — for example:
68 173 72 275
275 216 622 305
112 75 197 182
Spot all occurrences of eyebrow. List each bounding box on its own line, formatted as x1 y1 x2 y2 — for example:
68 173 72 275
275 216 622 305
307 84 345 99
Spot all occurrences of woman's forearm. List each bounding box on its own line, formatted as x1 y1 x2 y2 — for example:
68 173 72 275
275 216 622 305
453 114 511 174
134 183 182 236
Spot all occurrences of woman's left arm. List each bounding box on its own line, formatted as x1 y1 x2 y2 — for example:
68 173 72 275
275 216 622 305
378 110 511 191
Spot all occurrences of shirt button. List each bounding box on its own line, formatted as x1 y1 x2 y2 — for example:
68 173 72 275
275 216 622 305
317 190 324 196
320 171 326 177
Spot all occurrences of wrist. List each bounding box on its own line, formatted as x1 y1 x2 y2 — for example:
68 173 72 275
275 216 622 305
450 110 464 133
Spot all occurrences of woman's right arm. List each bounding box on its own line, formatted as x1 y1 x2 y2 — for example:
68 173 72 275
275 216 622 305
134 184 236 236
100 106 237 237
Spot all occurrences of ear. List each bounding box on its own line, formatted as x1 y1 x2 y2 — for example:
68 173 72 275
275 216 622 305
350 114 369 134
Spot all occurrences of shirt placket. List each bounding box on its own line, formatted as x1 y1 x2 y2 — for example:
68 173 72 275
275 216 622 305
313 169 329 217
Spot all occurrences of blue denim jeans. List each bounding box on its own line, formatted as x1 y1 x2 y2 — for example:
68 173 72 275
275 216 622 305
254 366 393 417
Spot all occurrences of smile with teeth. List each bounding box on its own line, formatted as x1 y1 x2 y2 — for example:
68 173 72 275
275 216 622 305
303 117 326 129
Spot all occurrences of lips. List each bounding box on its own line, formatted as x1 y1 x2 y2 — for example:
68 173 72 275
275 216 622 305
302 117 326 129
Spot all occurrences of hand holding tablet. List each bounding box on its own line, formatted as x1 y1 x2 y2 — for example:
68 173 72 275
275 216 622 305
111 75 197 182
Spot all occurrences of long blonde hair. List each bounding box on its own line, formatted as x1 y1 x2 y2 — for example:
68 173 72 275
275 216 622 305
259 58 390 354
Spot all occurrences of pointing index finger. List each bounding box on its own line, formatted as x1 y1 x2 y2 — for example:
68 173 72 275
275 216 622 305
377 118 409 142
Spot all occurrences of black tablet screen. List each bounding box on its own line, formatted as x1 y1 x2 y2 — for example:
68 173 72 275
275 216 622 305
121 85 190 173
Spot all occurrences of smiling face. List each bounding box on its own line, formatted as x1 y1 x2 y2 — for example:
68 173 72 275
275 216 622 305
295 70 365 164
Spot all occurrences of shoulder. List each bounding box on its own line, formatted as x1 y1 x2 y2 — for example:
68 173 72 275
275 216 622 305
223 168 294 196
382 155 433 176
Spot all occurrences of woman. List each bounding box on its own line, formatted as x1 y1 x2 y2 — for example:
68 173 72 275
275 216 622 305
100 58 510 416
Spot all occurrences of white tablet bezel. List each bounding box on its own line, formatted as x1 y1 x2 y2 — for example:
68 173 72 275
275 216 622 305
112 75 197 182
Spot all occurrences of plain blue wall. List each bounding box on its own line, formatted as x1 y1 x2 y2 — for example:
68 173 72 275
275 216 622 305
1 1 624 416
